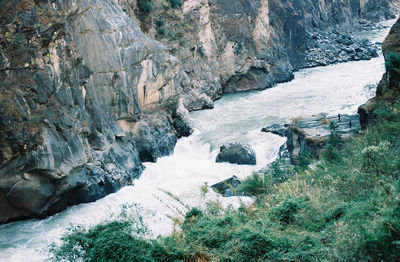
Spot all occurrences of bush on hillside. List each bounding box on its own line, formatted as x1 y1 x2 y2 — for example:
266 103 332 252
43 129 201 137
168 0 183 8
385 52 400 74
137 0 152 13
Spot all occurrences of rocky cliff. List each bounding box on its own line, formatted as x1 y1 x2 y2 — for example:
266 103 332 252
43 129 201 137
0 0 397 224
120 0 398 109
359 17 400 128
0 0 192 224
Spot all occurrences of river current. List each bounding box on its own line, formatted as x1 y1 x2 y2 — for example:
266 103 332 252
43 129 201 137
0 20 395 261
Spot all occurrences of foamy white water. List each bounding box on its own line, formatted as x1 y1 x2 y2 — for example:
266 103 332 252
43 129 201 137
0 19 395 262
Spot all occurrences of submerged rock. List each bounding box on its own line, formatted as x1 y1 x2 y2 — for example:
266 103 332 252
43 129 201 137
216 143 256 165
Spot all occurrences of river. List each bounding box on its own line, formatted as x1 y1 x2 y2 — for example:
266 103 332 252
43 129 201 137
0 20 395 261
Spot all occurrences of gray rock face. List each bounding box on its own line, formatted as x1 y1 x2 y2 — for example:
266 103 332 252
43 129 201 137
0 0 191 224
261 124 288 137
286 115 361 163
359 18 400 129
216 143 257 165
120 0 398 103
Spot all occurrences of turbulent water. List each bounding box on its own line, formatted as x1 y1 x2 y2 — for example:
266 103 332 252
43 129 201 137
0 20 395 261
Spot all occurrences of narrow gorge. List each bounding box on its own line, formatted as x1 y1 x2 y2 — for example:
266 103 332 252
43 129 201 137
0 0 400 260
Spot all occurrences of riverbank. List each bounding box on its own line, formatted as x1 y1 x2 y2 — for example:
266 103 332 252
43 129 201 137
53 106 400 261
52 18 400 260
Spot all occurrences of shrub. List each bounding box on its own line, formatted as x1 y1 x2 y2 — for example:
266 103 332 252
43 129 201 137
267 158 291 182
272 196 304 224
137 0 152 13
359 140 391 176
156 27 166 36
230 229 276 261
385 51 400 74
168 0 183 8
154 19 165 27
52 221 153 262
237 172 275 196
295 152 313 171
323 143 343 163
329 121 342 146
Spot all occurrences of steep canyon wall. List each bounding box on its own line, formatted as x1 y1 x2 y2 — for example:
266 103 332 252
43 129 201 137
0 0 397 223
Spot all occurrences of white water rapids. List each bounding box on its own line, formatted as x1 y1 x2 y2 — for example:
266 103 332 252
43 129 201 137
0 20 395 261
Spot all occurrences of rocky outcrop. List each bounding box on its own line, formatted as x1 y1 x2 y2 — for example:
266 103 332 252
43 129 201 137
286 115 361 163
261 124 288 137
216 143 257 165
0 0 192 224
359 17 400 128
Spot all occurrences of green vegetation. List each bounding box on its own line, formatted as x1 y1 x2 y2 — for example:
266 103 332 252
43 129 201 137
135 0 153 33
167 0 183 9
52 100 400 261
137 0 153 14
385 52 400 74
154 19 165 27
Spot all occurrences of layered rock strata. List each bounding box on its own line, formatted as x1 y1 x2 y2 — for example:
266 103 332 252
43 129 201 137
0 0 398 223
0 0 192 224
262 115 361 164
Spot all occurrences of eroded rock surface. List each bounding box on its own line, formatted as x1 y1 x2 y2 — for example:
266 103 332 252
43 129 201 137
211 175 241 197
0 0 191 224
286 115 361 163
359 17 400 129
119 0 398 107
216 143 257 165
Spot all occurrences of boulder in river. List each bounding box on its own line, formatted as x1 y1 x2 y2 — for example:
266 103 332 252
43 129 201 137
216 143 256 165
261 124 288 137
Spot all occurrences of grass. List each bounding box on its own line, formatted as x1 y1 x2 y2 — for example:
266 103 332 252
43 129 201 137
52 100 400 261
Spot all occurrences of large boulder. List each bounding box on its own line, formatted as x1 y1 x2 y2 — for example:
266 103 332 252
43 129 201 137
261 124 288 137
216 143 256 165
